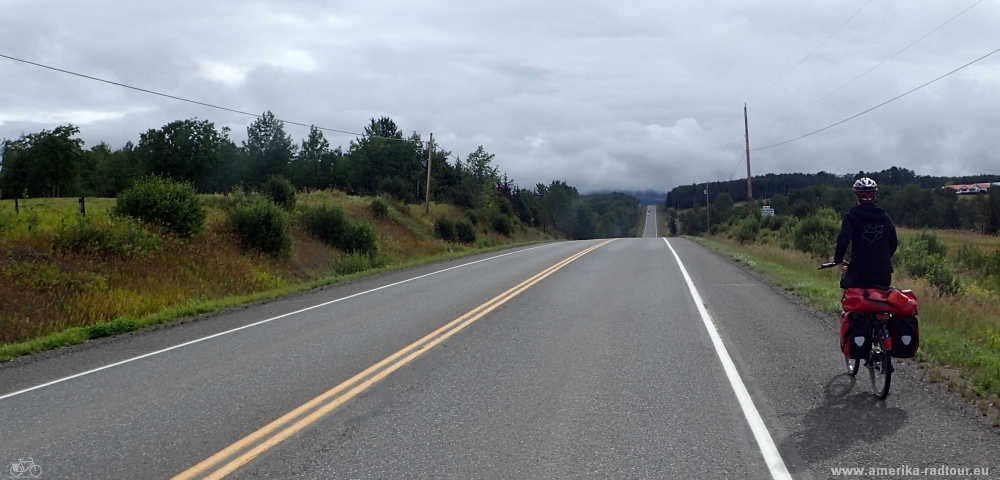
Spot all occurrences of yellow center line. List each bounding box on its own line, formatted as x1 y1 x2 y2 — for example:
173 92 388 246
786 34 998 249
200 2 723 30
172 239 614 480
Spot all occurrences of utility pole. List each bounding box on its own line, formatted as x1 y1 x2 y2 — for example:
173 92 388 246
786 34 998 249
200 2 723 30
705 183 710 231
424 133 433 215
542 193 547 236
744 104 754 217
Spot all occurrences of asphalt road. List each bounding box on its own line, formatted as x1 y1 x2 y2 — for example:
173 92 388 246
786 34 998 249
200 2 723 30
642 205 659 238
1 238 997 479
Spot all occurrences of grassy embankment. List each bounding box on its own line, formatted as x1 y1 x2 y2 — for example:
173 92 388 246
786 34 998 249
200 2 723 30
0 193 550 362
693 230 1000 407
633 206 648 237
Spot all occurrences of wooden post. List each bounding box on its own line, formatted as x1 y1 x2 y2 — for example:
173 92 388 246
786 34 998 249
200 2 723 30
14 197 18 214
79 197 86 217
424 133 433 215
542 193 547 236
745 104 754 217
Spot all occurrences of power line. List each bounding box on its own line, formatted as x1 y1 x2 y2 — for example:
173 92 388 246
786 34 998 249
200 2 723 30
758 0 984 132
752 47 1000 151
728 150 746 181
0 53 412 143
750 0 873 101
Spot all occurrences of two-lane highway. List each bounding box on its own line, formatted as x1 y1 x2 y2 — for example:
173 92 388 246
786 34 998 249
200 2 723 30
1 238 996 479
642 205 659 238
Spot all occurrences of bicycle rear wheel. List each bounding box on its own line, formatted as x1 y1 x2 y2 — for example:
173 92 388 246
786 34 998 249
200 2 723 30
869 339 892 399
844 355 860 376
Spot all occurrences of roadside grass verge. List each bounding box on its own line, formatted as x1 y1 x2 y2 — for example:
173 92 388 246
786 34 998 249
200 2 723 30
0 192 553 362
692 236 1000 398
0 238 549 362
633 207 647 237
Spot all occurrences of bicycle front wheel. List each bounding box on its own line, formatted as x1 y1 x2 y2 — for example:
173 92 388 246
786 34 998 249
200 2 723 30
844 355 860 376
869 343 892 399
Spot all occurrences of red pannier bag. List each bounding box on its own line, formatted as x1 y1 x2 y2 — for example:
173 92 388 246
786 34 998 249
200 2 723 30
889 315 919 358
840 312 871 359
841 288 917 316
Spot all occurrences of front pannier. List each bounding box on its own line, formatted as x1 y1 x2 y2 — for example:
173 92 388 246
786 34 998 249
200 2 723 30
841 288 917 316
840 312 871 359
889 316 919 358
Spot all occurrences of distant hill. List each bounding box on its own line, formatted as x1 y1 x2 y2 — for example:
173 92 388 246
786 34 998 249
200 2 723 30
587 189 667 206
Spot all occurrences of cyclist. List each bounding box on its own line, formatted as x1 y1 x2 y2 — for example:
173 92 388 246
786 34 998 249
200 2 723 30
834 177 898 297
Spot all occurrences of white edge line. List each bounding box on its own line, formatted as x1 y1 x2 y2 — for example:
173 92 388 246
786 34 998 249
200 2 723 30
664 238 792 480
0 243 556 402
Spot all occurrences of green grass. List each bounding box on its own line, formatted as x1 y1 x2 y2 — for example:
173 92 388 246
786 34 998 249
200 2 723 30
0 197 116 237
692 236 1000 397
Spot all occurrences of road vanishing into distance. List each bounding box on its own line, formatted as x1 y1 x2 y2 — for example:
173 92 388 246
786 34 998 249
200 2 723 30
1 207 997 479
642 205 658 238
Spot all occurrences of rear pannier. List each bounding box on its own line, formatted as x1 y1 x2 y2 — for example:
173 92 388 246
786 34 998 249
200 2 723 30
841 288 917 316
889 315 919 358
840 312 872 359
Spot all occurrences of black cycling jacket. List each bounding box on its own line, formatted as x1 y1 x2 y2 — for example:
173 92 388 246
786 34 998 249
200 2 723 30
833 203 898 273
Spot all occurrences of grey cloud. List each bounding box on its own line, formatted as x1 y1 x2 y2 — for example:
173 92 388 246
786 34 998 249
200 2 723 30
2 0 998 194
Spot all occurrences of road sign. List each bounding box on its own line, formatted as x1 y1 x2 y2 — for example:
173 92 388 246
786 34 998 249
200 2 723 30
761 206 774 217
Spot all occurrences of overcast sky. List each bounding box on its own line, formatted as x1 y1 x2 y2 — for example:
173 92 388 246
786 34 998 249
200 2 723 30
1 0 998 193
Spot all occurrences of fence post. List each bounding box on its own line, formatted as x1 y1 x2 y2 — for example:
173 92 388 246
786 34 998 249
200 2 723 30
79 197 86 217
14 197 19 214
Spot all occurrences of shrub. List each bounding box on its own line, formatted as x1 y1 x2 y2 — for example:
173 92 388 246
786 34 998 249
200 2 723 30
88 318 139 339
300 204 349 245
492 214 514 237
984 250 1000 277
465 209 479 226
343 221 379 257
261 175 297 211
54 215 162 258
455 219 477 243
793 209 840 257
956 244 985 271
114 175 206 238
229 197 292 257
895 237 961 295
370 197 390 219
435 217 457 242
760 214 785 231
300 204 379 256
911 230 948 257
735 217 760 243
926 258 961 295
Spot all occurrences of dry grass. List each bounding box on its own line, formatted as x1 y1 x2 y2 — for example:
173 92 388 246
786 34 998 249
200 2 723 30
898 227 1000 255
0 192 547 351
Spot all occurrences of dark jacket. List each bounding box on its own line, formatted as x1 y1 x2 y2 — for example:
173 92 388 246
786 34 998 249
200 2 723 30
834 204 898 273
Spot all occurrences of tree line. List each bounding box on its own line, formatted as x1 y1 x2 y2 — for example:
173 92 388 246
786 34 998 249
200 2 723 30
673 181 1000 235
666 166 1000 211
0 113 640 239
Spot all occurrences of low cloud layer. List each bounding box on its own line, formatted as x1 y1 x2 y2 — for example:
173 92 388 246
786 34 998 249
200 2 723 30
2 0 998 192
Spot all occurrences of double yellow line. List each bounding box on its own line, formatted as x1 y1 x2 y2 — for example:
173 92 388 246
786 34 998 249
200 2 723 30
173 239 615 480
